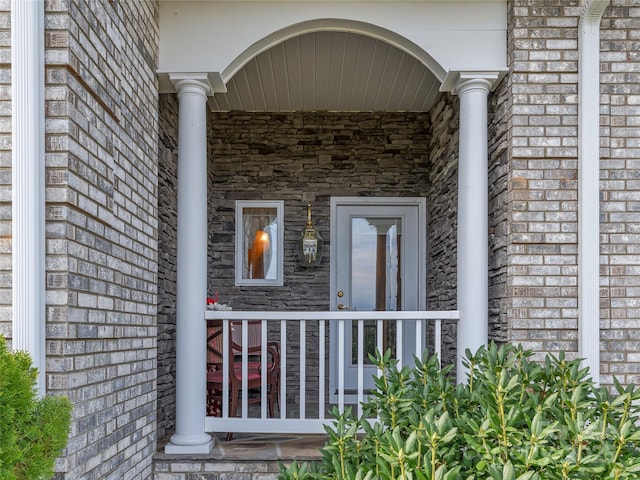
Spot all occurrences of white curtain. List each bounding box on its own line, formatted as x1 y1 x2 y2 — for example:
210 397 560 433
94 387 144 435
242 208 276 280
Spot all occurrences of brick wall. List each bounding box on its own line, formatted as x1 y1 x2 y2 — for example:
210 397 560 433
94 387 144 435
506 0 582 360
0 1 10 339
43 1 159 479
505 0 640 388
599 1 640 386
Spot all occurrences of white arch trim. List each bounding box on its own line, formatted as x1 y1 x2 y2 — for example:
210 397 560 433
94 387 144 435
221 18 447 85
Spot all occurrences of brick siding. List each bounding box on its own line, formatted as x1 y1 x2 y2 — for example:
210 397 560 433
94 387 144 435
505 0 640 388
0 0 11 338
599 1 640 386
506 0 582 360
45 1 158 479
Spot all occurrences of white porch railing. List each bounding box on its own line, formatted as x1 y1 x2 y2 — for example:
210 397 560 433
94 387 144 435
204 310 459 435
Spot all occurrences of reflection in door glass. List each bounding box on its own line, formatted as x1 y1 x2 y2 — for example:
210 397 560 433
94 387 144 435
351 217 401 364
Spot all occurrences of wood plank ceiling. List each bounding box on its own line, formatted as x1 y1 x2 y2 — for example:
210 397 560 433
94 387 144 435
209 31 441 112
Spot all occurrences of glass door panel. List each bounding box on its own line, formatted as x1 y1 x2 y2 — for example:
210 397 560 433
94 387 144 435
350 217 401 364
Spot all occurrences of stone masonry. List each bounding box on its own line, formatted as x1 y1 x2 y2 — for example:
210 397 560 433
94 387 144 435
5 1 160 479
156 105 464 433
207 109 459 407
157 92 179 445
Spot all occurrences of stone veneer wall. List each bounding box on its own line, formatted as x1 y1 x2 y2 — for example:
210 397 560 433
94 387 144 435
488 75 511 344
205 109 463 405
425 95 460 367
425 82 509 365
157 93 179 444
32 2 158 479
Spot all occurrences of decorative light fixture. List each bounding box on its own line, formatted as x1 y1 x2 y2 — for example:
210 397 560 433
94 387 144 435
299 203 323 267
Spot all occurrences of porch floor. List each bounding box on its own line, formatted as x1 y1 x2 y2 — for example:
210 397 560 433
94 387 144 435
154 432 326 480
210 432 326 461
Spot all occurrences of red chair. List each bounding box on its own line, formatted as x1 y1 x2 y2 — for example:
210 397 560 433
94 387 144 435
206 320 280 429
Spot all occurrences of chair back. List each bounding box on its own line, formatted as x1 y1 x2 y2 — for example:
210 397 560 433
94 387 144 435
206 320 228 366
207 320 263 366
230 321 262 354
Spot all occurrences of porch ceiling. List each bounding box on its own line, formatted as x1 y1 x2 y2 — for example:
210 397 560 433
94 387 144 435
208 31 441 112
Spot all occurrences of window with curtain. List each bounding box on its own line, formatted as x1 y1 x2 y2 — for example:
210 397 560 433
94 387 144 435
235 201 284 286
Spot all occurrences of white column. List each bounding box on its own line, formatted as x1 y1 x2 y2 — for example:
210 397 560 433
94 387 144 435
165 75 214 453
453 75 494 384
12 0 46 393
578 0 608 386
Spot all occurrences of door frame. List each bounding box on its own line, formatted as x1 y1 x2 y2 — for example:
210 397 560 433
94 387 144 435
329 197 427 402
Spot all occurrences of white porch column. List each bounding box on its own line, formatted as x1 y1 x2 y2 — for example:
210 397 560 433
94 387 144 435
165 75 214 453
12 0 46 393
444 72 499 383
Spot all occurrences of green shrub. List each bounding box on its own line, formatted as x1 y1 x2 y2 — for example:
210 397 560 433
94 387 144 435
0 336 72 480
280 343 640 480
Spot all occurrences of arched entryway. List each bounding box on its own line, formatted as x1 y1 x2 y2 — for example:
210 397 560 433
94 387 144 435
158 2 507 453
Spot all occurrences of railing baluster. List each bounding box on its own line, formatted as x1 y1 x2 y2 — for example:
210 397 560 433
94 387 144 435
319 319 325 420
261 319 267 419
338 318 345 413
435 318 442 367
280 319 287 419
415 318 422 360
241 319 248 419
222 320 229 418
300 319 306 419
357 318 364 418
396 318 403 369
376 318 383 378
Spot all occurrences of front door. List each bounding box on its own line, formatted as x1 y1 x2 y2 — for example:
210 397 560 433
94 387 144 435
329 197 426 402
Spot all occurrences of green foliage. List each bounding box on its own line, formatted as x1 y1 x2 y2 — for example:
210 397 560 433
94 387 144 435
279 343 640 480
0 336 72 480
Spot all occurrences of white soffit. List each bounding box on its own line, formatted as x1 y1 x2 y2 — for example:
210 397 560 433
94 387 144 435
159 1 507 112
208 31 441 112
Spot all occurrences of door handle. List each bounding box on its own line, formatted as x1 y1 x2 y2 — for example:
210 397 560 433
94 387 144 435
337 303 350 310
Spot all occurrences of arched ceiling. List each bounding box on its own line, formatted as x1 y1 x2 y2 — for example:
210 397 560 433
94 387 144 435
208 31 441 112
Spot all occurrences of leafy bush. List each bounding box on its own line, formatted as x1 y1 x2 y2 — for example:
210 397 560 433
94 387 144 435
0 336 72 480
280 343 640 480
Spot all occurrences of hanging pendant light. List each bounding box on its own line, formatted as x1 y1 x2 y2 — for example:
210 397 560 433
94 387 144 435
298 203 323 267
